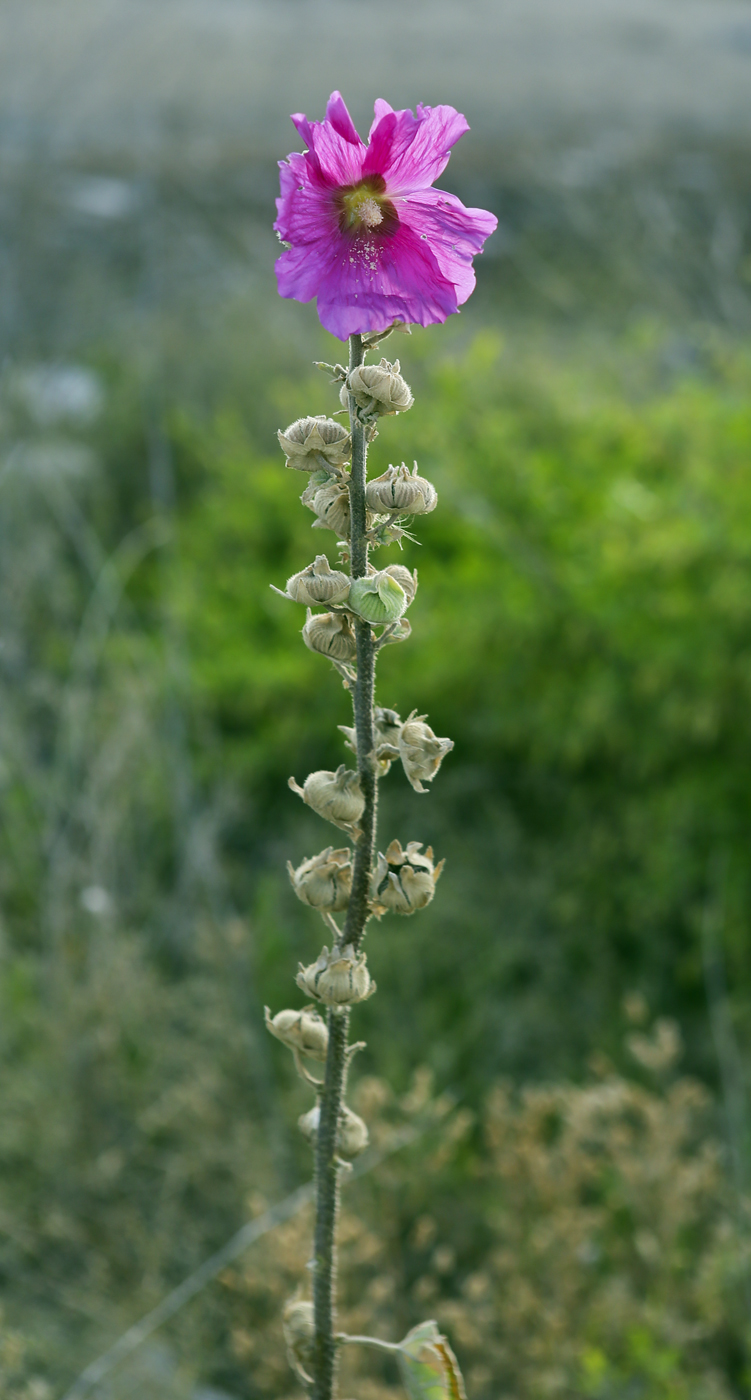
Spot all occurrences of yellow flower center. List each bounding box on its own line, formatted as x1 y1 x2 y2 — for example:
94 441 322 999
335 176 398 238
351 196 383 228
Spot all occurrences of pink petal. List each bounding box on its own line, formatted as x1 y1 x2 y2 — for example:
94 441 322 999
325 91 363 147
289 104 364 188
375 104 471 194
397 188 498 305
363 105 422 182
275 162 338 247
277 220 460 339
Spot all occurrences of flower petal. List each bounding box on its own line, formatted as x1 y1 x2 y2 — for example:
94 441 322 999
274 160 338 247
398 187 498 305
372 103 471 194
289 101 364 187
276 220 460 339
325 91 362 147
362 106 421 183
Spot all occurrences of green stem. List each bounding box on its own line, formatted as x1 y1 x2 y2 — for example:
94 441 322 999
312 332 379 1400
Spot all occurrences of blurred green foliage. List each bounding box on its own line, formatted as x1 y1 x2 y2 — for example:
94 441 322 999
171 329 751 1086
2 324 751 1395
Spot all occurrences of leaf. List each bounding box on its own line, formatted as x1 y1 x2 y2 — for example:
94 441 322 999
397 1320 467 1400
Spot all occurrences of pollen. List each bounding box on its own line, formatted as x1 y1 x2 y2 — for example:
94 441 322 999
352 196 383 229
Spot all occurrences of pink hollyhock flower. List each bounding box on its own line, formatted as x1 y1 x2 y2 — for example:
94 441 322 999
274 92 498 340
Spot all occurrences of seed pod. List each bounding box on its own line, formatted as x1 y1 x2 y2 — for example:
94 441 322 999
340 358 414 418
264 1005 329 1060
339 705 403 775
278 415 351 470
339 705 403 760
398 710 454 793
287 846 353 913
288 765 365 833
382 563 418 604
282 555 350 606
302 610 358 662
302 478 352 538
348 571 407 625
366 462 437 515
296 942 376 1006
283 1297 316 1383
298 1103 369 1158
370 839 445 916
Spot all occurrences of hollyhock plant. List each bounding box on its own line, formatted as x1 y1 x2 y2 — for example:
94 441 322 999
275 90 498 339
267 89 487 1400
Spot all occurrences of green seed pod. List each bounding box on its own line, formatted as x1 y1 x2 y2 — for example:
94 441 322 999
382 563 418 604
277 415 351 470
348 571 407 625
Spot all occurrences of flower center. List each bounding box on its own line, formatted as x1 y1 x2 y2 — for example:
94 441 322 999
335 175 398 237
351 196 382 228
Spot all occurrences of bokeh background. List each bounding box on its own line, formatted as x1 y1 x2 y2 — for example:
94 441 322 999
3 2 751 1397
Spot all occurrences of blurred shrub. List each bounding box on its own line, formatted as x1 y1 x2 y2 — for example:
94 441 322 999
170 331 751 1082
218 1029 746 1400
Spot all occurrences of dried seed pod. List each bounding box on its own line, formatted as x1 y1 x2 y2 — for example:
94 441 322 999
282 555 350 606
302 610 358 662
398 710 454 793
288 765 365 833
339 705 403 775
366 462 437 515
287 846 353 913
264 1005 329 1060
298 1103 369 1158
382 563 418 604
370 839 445 916
282 1297 315 1383
296 942 376 1006
340 358 414 418
278 415 351 470
302 478 352 537
348 570 407 625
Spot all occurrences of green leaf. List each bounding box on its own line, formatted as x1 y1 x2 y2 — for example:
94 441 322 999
397 1321 467 1400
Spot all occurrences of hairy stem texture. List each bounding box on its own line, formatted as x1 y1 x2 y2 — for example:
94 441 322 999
312 332 379 1400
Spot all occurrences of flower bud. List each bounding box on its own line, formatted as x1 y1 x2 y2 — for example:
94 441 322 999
381 563 418 604
264 1005 329 1060
348 570 407 625
365 462 437 515
370 839 445 916
296 942 376 1006
287 846 352 913
302 609 358 662
298 1103 369 1158
301 478 352 537
398 710 454 793
340 358 414 418
283 1297 315 1381
278 415 351 471
283 555 350 606
288 765 365 833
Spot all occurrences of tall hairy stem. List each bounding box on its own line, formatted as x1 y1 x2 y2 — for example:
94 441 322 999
312 332 378 1400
